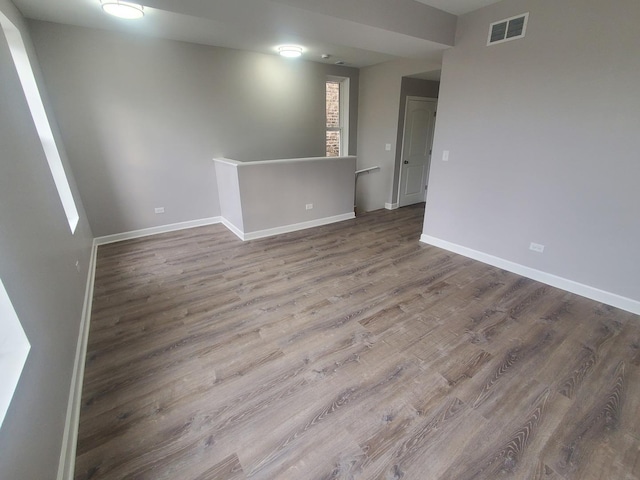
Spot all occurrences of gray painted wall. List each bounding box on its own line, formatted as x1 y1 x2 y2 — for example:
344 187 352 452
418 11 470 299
424 0 640 303
391 77 440 203
214 160 244 233
237 157 356 233
215 156 355 237
357 57 443 212
0 1 93 478
27 21 359 237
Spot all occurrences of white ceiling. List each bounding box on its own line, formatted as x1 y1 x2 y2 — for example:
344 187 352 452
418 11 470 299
415 0 502 15
11 0 501 68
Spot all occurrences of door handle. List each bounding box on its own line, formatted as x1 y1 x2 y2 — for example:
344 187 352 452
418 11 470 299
404 161 409 164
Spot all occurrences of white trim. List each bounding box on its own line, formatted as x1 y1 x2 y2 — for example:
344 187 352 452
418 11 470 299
56 241 97 480
94 217 221 245
340 77 350 156
92 213 356 245
385 203 399 210
241 213 355 241
420 234 640 316
220 218 245 241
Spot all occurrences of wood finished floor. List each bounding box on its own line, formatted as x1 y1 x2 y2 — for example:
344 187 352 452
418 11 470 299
76 204 640 480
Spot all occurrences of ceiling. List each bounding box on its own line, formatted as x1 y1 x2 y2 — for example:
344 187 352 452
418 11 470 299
414 0 503 15
12 0 502 68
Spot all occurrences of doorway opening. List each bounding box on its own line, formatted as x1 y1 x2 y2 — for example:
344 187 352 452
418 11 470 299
398 96 437 207
389 73 440 209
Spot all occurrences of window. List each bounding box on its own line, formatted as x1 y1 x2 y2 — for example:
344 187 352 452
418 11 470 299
0 278 31 429
326 77 349 157
0 12 80 233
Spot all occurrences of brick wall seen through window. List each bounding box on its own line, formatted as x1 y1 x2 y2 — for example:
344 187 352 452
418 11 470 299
326 81 341 156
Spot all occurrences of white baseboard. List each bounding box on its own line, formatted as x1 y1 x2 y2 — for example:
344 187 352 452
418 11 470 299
94 217 222 245
220 217 245 241
92 213 356 245
56 241 98 480
385 203 399 210
240 213 355 241
420 234 640 316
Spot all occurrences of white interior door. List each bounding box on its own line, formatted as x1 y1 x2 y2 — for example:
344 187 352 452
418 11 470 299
398 97 437 207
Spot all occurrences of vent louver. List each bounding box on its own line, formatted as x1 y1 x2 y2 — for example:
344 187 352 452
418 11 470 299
488 13 529 45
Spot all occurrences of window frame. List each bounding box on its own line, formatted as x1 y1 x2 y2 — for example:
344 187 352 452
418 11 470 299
326 76 349 157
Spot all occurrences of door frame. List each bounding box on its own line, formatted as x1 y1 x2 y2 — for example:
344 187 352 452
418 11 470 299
395 96 438 207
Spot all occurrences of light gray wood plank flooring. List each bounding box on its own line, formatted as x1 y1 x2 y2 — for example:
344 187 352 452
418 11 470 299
75 204 640 479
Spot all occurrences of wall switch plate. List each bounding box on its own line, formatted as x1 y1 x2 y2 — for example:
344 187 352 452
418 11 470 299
154 207 165 214
385 143 391 151
306 204 313 210
442 150 450 161
529 242 545 253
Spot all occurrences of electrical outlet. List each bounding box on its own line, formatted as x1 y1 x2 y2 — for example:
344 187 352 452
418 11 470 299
306 203 313 210
385 143 392 151
442 150 450 161
529 242 545 253
154 207 165 214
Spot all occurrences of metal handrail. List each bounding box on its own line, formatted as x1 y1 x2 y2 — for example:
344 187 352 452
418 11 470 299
354 166 380 208
355 166 380 176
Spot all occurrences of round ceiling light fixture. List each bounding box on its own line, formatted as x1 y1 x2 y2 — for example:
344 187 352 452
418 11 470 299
100 1 145 19
277 45 303 58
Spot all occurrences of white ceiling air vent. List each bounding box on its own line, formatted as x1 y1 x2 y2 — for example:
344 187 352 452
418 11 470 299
487 13 529 45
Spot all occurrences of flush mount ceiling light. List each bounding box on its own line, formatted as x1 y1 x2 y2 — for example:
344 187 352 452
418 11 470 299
278 45 303 58
100 1 144 19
